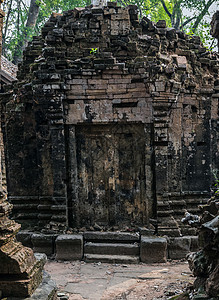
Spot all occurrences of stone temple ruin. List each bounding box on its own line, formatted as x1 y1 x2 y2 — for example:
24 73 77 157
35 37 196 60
0 2 219 268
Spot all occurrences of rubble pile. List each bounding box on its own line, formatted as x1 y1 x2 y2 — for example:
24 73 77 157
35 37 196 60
186 196 219 299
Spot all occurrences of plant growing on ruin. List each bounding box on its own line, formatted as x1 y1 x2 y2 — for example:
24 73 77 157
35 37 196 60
90 48 98 55
212 169 219 198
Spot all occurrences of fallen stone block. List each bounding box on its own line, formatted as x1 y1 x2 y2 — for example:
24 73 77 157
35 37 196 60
55 234 83 260
16 230 33 248
32 234 55 256
168 236 191 259
140 236 167 263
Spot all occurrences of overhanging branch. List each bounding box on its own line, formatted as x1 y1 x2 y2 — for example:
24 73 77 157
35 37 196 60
160 0 172 18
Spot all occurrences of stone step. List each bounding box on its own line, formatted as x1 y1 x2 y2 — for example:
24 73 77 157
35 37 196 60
83 231 140 242
180 227 197 236
84 242 139 256
157 227 181 237
186 208 204 214
84 254 139 264
157 210 174 217
169 209 186 215
157 201 170 208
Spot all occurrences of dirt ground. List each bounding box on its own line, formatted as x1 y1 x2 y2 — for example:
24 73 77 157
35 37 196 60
45 260 194 300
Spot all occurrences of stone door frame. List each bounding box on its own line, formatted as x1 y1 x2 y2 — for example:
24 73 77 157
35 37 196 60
65 122 156 229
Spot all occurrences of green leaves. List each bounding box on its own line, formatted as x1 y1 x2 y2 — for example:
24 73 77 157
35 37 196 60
212 169 219 197
124 0 218 49
90 48 98 55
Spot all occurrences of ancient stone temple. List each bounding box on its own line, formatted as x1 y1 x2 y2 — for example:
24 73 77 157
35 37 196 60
1 3 218 237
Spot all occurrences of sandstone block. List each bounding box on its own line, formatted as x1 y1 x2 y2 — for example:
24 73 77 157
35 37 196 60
32 234 55 256
16 230 33 248
84 242 139 256
140 236 167 263
155 81 166 92
156 20 166 28
175 55 187 69
84 231 140 242
168 236 191 259
55 234 83 260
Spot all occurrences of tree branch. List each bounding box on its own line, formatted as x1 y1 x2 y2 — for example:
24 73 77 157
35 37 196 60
181 16 196 29
192 0 215 33
209 37 216 50
175 10 181 29
160 0 172 18
20 0 28 13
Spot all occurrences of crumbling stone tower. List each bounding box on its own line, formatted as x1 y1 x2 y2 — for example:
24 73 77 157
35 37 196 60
1 3 219 236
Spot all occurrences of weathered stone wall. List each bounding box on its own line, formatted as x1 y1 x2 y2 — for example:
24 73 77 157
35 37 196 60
1 4 218 235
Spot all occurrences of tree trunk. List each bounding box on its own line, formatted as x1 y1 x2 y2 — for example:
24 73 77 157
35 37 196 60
25 0 41 30
2 0 13 56
22 0 41 51
12 0 21 64
13 0 41 64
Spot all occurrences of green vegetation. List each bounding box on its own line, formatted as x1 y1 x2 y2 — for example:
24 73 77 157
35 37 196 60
1 0 218 64
90 48 98 55
212 169 219 197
